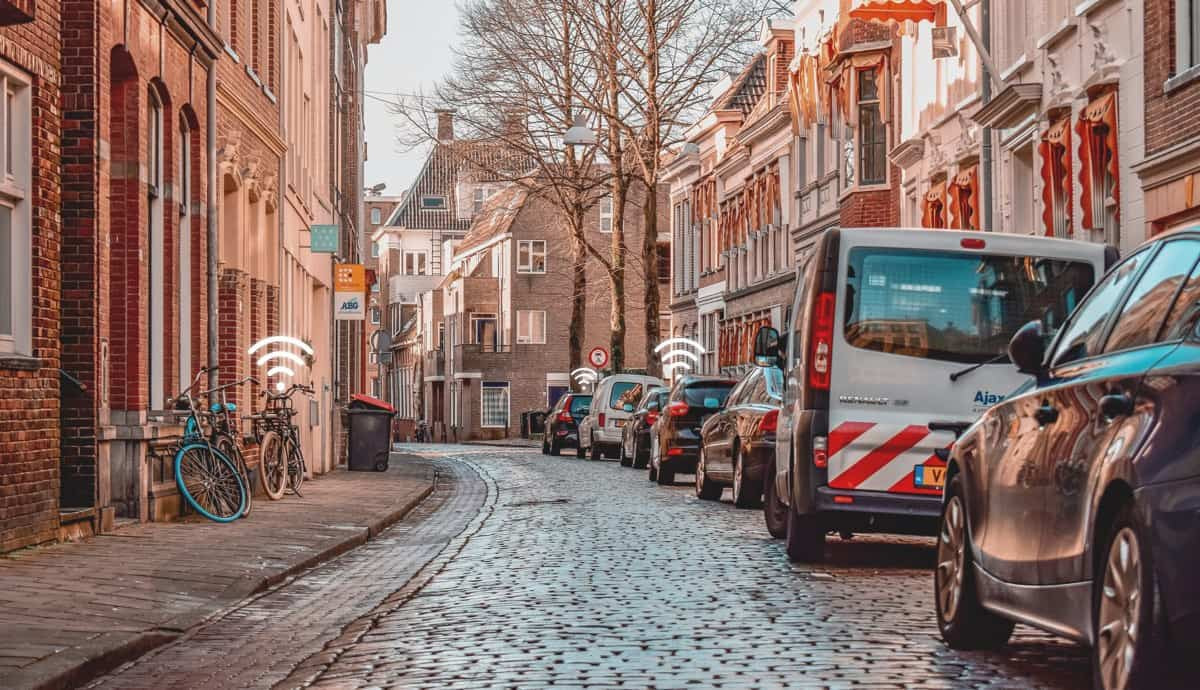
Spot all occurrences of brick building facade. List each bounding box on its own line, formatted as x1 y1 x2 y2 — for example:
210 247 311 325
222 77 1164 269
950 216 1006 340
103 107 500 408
0 2 61 552
1138 0 1200 235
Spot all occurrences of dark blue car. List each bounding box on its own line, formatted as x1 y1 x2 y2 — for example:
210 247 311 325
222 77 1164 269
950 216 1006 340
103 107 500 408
936 230 1200 689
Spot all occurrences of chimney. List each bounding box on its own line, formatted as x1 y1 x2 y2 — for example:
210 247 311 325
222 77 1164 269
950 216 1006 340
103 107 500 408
435 109 455 142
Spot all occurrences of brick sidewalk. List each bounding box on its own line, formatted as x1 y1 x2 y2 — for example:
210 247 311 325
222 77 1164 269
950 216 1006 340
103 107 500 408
0 455 437 690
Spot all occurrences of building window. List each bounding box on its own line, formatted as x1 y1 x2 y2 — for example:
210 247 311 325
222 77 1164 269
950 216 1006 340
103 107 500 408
599 195 613 233
404 251 428 276
1178 0 1200 72
371 241 380 258
1040 116 1073 237
517 240 546 273
370 207 381 225
369 351 378 364
481 382 510 428
148 88 165 408
516 310 546 344
179 117 192 386
1078 91 1119 245
473 186 488 214
371 281 380 293
420 195 447 210
0 63 29 357
371 306 381 325
857 69 886 186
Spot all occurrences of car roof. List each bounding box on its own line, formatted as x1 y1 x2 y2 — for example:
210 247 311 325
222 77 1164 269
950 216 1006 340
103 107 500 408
677 375 738 385
834 227 1110 260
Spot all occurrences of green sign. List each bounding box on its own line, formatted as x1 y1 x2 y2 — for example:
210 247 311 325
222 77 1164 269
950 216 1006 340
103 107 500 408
311 224 339 253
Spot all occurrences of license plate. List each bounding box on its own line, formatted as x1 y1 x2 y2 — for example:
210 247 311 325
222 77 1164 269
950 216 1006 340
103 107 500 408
914 465 947 489
613 419 626 427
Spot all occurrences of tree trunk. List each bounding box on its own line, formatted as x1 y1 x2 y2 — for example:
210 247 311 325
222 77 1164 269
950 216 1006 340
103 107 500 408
642 181 661 377
568 210 587 386
609 174 627 373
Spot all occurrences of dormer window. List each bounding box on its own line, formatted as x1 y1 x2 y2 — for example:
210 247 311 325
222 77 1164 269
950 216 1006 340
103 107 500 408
421 195 447 210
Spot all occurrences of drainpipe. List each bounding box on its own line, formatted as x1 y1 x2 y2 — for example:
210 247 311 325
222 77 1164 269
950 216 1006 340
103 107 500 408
980 0 993 232
206 0 219 390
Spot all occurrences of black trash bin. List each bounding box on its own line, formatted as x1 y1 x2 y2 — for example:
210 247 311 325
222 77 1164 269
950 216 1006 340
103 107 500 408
346 394 395 472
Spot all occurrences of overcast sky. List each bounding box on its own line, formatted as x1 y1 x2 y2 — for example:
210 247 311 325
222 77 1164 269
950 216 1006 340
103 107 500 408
363 3 461 198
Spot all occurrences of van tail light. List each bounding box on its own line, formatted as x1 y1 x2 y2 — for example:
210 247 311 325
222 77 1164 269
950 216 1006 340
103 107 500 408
760 409 779 433
812 436 828 468
556 411 573 423
960 238 986 250
808 292 835 391
646 410 658 425
668 401 690 417
599 413 606 427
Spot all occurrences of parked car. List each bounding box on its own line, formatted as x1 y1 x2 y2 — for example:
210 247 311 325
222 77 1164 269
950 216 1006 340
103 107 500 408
541 393 592 456
696 366 783 508
579 374 663 461
934 230 1200 689
649 375 737 485
620 387 668 469
754 227 1114 559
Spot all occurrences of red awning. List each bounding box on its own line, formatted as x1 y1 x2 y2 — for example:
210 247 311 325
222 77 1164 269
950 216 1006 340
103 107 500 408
1076 90 1120 232
848 0 948 29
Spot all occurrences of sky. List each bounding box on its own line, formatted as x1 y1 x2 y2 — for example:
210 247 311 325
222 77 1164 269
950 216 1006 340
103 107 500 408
363 2 461 199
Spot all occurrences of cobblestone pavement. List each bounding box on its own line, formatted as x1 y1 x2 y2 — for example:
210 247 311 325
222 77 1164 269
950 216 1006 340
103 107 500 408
87 445 1092 689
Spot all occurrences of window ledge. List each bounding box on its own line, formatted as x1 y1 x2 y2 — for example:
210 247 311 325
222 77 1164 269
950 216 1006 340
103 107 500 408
263 86 277 104
245 65 262 88
0 354 42 371
1074 0 1119 18
1035 19 1075 51
224 44 240 63
1164 65 1200 94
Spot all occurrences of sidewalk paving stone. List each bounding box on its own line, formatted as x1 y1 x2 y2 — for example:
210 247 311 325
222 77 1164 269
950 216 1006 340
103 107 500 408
0 455 437 690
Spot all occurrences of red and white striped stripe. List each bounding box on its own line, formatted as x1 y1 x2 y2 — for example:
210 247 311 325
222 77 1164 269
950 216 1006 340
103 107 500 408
826 421 950 495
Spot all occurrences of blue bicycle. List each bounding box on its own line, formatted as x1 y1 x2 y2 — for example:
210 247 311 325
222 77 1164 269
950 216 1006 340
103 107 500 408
169 366 248 522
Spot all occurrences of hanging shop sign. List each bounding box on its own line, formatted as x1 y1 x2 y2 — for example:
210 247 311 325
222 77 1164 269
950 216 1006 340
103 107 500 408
311 224 340 253
334 263 366 321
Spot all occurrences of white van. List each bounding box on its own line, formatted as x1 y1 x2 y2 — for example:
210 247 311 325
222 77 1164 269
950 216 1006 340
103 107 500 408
754 228 1114 563
578 374 664 461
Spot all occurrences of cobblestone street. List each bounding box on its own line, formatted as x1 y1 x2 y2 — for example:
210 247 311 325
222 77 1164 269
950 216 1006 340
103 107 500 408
92 445 1091 689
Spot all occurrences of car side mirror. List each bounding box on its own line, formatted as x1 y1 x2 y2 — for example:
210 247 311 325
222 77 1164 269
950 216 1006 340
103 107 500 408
1008 320 1047 376
754 326 782 367
623 403 635 412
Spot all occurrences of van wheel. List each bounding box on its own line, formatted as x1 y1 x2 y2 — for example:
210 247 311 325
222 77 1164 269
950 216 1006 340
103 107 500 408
1092 503 1168 690
763 466 788 539
785 507 826 563
936 475 1014 650
589 436 602 462
695 450 722 500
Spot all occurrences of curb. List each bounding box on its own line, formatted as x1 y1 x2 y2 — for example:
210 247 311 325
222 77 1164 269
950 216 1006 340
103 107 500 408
11 481 435 690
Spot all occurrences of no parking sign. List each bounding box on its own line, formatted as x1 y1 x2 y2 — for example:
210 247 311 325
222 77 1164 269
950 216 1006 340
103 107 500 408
588 347 609 369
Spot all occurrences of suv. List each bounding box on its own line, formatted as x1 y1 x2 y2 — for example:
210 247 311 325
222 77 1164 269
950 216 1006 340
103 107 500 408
542 393 592 456
648 375 737 485
754 227 1112 562
578 374 663 461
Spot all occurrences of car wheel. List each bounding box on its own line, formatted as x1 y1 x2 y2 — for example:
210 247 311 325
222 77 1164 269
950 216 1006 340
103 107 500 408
550 438 561 456
732 445 762 509
1092 503 1168 690
936 474 1015 650
632 437 647 469
647 447 659 482
785 503 826 563
763 465 787 539
620 441 633 468
541 438 550 455
695 449 722 500
589 435 602 462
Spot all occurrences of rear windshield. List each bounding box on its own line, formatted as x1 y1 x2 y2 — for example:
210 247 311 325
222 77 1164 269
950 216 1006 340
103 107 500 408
844 248 1095 364
682 382 736 408
569 395 592 415
609 383 647 410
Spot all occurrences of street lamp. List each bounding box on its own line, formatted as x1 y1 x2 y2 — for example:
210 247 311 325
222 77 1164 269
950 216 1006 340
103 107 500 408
366 182 386 195
562 115 597 148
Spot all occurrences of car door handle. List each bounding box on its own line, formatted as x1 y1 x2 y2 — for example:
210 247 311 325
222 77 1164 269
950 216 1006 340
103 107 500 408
1033 402 1059 426
1099 392 1134 420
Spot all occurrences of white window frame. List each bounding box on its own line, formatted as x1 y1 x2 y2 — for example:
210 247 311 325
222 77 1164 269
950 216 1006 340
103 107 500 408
403 250 428 276
480 382 510 428
517 239 546 274
516 310 546 344
599 195 613 233
371 240 380 258
370 207 381 225
473 186 488 215
148 88 165 408
1178 0 1200 73
370 306 381 325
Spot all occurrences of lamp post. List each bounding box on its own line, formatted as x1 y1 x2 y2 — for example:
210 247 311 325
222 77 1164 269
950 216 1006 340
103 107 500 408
562 114 597 148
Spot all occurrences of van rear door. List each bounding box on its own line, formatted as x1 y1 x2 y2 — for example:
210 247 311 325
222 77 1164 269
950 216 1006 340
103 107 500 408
826 234 1103 496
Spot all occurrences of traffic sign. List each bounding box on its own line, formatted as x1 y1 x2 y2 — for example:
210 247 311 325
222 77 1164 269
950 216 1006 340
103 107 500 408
588 346 609 369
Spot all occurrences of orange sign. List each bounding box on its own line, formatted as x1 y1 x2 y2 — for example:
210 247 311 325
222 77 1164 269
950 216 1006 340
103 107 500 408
335 263 366 292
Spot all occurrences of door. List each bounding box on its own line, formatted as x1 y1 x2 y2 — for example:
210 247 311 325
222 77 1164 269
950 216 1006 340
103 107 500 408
709 370 756 478
1038 240 1200 584
975 247 1151 583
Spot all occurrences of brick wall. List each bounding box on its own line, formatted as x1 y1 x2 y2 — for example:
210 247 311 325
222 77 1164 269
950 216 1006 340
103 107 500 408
0 3 62 551
1144 0 1200 157
840 164 902 227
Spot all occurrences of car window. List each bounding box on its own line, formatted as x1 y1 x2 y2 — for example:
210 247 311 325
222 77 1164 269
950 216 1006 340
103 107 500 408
725 371 755 407
845 247 1097 364
655 391 670 409
788 258 814 369
1161 254 1200 342
637 388 663 412
747 374 769 403
1052 249 1150 366
569 395 591 415
763 366 784 400
1104 240 1200 353
682 381 737 408
609 382 644 410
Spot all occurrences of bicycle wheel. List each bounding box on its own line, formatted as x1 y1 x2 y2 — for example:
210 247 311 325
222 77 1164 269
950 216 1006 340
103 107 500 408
214 434 252 517
258 431 287 500
174 443 247 522
285 435 305 496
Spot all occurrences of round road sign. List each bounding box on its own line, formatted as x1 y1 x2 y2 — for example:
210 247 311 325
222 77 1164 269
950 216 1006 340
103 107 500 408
588 347 609 369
